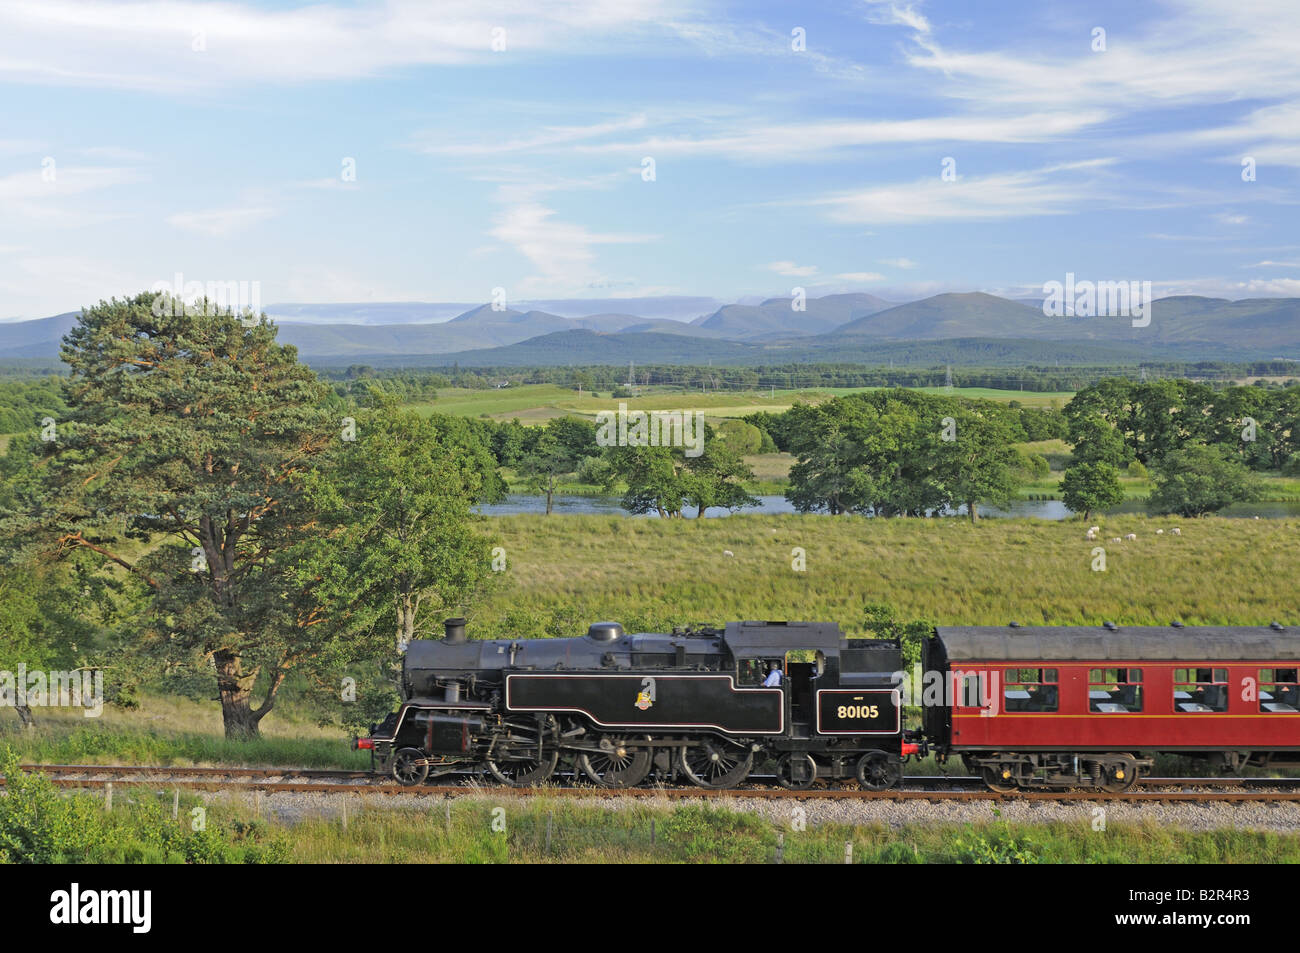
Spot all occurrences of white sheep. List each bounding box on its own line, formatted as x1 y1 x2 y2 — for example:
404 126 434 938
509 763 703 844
1085 530 1098 540
1156 529 1164 535
1124 533 1137 541
1171 527 1181 536
1088 526 1100 535
1110 537 1122 543
723 550 735 558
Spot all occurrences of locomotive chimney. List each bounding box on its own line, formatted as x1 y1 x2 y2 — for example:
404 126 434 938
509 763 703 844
443 618 467 644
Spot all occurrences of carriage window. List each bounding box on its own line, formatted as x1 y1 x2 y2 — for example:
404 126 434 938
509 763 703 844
1174 668 1229 712
955 672 988 709
1003 668 1058 713
1260 668 1300 713
1088 668 1143 713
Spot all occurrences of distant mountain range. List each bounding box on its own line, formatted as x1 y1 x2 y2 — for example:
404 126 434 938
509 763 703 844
2 292 1297 367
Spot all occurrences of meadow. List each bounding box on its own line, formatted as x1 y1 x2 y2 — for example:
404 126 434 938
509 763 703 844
406 383 1071 424
474 513 1300 633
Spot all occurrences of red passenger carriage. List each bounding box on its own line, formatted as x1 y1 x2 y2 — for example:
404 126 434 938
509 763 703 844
923 624 1300 791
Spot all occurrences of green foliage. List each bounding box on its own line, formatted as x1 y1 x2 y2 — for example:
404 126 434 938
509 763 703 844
861 603 932 669
714 419 764 455
660 805 765 863
299 404 494 717
952 819 1041 864
11 293 363 739
783 389 1024 520
1019 453 1050 480
1066 413 1130 467
0 377 65 435
1126 459 1148 480
0 750 286 863
1148 444 1263 517
602 423 759 518
1068 378 1299 471
515 417 594 513
1060 461 1126 519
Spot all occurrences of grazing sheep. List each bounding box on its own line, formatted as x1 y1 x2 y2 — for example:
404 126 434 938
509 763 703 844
1088 526 1100 535
1156 529 1164 534
723 550 735 557
1085 530 1098 540
1110 537 1122 543
1171 527 1181 536
1124 533 1137 541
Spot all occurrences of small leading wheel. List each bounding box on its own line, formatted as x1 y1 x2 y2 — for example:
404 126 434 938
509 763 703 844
856 751 902 791
775 753 818 791
981 766 1017 794
578 735 652 788
391 747 430 786
1101 760 1139 793
678 741 754 790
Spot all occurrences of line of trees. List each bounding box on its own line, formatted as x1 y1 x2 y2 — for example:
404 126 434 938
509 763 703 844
1060 379 1297 517
755 390 1035 520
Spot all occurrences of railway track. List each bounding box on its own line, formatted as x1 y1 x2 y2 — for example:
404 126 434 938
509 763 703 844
6 764 1300 802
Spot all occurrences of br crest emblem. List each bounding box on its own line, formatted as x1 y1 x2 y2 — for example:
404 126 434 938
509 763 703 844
635 676 656 711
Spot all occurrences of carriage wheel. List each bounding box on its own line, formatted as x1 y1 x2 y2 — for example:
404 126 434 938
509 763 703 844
678 741 754 790
775 753 818 791
1100 760 1139 793
981 765 1017 794
578 735 652 788
391 747 430 786
856 752 902 791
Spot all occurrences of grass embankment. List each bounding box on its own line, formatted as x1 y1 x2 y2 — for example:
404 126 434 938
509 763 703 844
0 694 370 770
282 800 1300 863
10 777 1293 863
477 513 1299 631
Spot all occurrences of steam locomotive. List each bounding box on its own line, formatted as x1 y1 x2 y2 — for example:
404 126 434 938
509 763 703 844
358 617 914 790
357 617 1300 791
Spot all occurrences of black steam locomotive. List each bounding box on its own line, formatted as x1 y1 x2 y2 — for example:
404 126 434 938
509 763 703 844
358 618 917 790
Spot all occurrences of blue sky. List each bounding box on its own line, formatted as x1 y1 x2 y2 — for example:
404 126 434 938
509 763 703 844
1 0 1298 320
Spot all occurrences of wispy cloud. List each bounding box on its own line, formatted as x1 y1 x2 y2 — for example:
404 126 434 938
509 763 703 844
489 180 657 295
804 159 1116 225
571 111 1110 162
763 260 819 277
0 0 705 91
166 206 276 237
